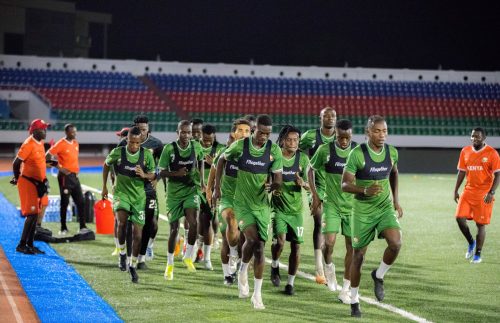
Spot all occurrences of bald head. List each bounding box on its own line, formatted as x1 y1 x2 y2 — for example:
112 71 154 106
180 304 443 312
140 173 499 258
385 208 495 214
320 107 337 129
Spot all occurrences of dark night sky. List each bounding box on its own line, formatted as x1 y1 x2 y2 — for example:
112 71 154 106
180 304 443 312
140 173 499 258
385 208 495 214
74 1 500 71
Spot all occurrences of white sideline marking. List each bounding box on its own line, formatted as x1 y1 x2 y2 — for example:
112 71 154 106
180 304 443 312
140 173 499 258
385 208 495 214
80 183 431 322
0 270 24 323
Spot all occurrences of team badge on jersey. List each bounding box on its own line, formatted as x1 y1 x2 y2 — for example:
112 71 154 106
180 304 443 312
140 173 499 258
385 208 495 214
482 157 488 162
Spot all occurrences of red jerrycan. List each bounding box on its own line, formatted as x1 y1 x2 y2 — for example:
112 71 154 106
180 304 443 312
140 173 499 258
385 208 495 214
94 199 114 234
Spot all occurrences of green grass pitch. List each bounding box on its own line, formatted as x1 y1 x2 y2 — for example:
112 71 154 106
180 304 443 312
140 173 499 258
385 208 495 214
1 173 499 322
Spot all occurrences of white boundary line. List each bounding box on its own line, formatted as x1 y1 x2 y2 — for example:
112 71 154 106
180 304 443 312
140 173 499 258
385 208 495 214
80 183 432 322
0 270 24 323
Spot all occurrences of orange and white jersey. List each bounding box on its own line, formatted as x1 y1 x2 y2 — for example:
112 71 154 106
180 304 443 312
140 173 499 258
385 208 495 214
458 144 500 193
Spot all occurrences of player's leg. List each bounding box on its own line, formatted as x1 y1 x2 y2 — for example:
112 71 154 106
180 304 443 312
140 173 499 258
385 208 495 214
138 196 155 268
270 214 286 287
58 173 69 233
371 228 402 302
237 221 258 300
220 227 233 284
350 246 367 317
323 232 338 291
338 236 353 304
223 208 239 258
183 218 190 254
112 217 120 256
322 205 341 291
148 201 159 255
285 240 300 295
183 207 198 271
115 209 129 271
473 223 485 263
312 204 325 284
270 232 285 287
165 219 179 280
129 221 143 283
212 215 220 249
199 209 213 269
455 195 475 258
125 220 133 259
70 177 87 231
471 198 493 263
245 224 266 309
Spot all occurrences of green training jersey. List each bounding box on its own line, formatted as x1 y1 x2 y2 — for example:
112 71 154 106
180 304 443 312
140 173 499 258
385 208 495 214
344 143 399 216
225 137 283 211
158 140 204 198
105 147 155 201
310 141 357 215
271 151 309 214
299 128 336 198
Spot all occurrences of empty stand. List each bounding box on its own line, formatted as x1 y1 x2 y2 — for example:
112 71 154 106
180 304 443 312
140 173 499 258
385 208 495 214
0 67 498 135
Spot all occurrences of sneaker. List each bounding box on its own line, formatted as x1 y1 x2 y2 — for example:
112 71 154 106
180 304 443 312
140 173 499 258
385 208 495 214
194 249 204 263
338 290 351 304
78 227 92 234
284 284 295 295
164 264 174 280
315 274 327 285
371 270 385 301
224 275 234 286
137 262 148 270
351 303 362 317
251 293 265 310
183 257 197 272
111 247 119 256
119 254 127 271
146 247 154 261
466 240 476 259
204 260 214 271
31 246 45 255
325 265 338 291
129 267 139 283
238 271 250 298
471 255 482 264
271 266 281 287
58 229 69 236
15 244 35 255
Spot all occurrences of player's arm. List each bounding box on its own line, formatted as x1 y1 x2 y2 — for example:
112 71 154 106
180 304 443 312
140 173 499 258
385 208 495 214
270 171 283 192
308 148 323 211
342 149 381 196
135 161 156 181
269 145 283 192
212 155 226 202
453 170 466 203
102 163 111 199
390 163 403 218
206 166 216 207
198 157 205 190
308 167 321 212
484 172 499 204
296 162 310 191
10 157 22 185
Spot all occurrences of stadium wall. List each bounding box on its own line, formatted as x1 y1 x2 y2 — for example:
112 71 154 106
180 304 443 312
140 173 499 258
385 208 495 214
1 54 499 173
